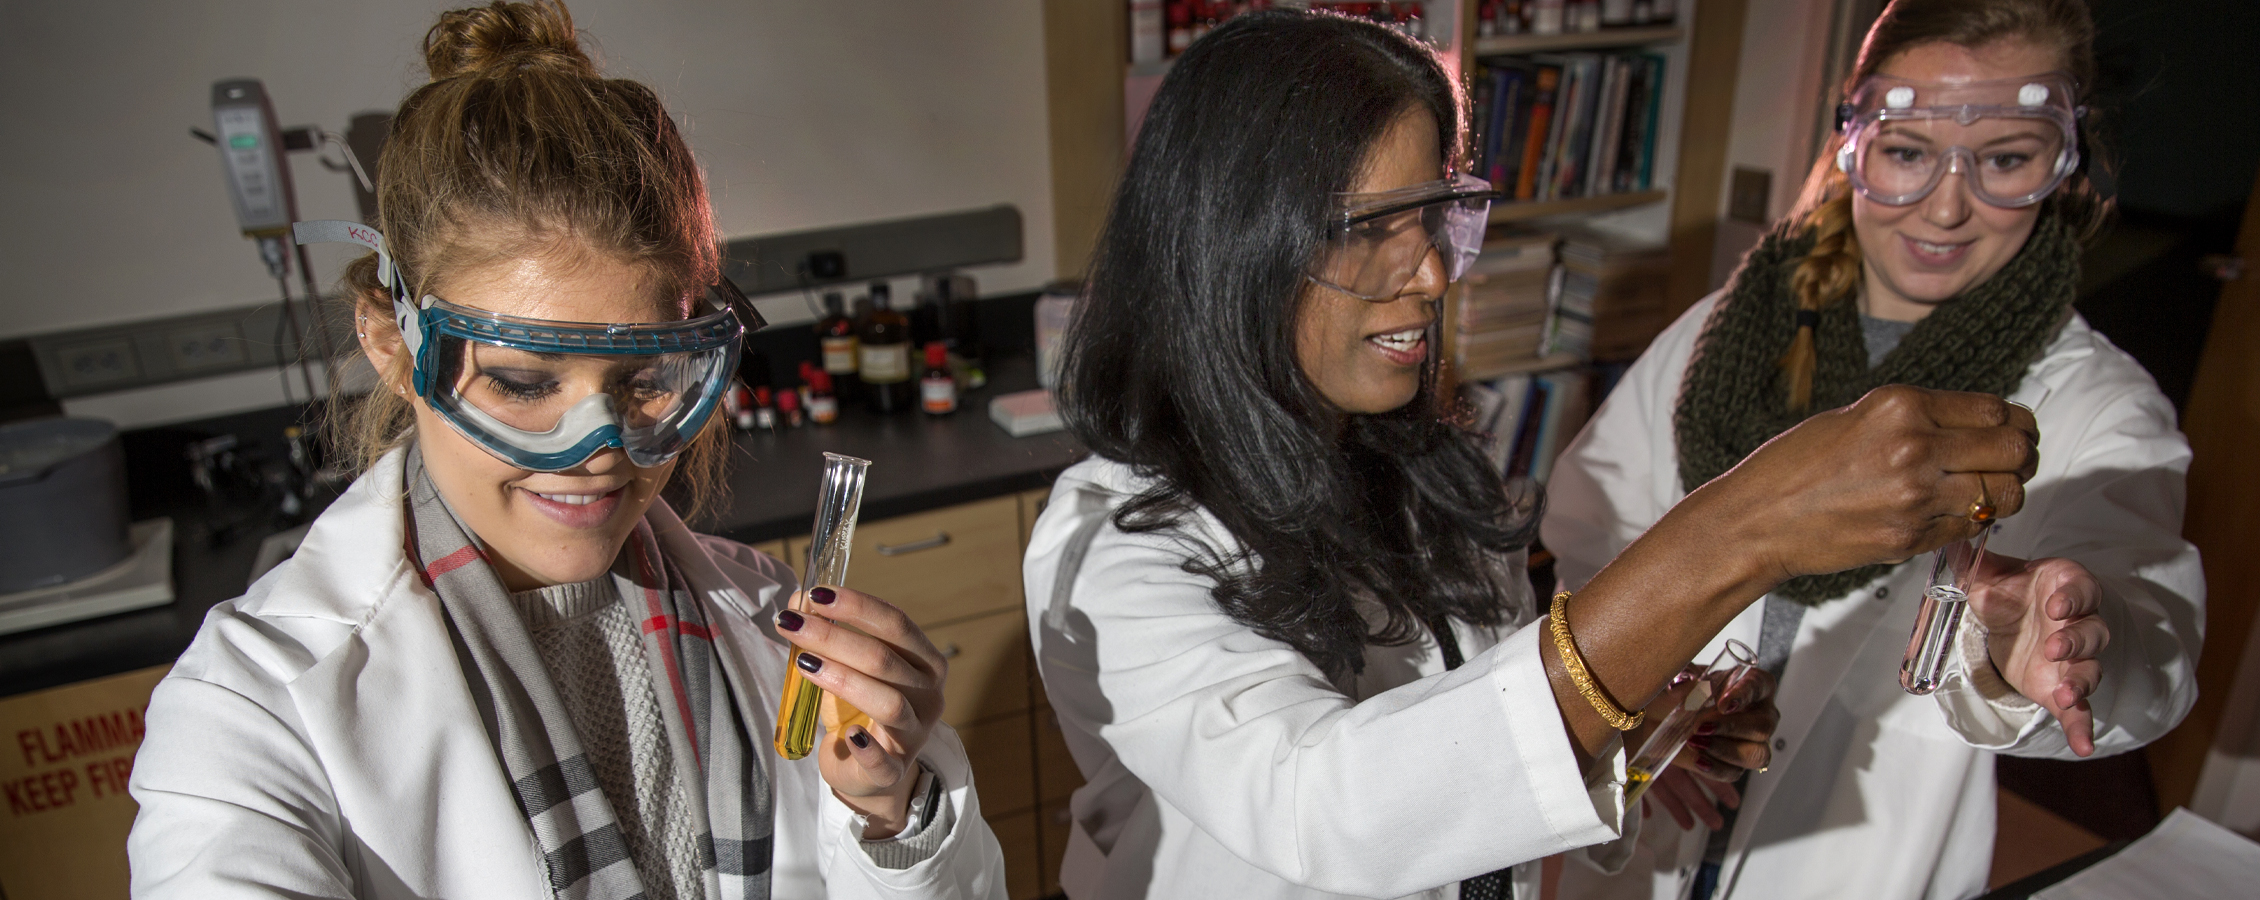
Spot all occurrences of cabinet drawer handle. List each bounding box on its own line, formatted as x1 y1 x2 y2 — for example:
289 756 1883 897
939 642 963 659
876 532 952 556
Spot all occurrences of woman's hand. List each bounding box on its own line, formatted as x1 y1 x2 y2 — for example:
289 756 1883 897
1965 553 2108 755
774 586 950 837
1688 384 2040 589
1636 666 1778 831
1551 385 2036 760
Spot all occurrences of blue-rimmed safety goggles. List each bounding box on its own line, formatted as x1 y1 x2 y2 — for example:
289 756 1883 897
294 220 760 472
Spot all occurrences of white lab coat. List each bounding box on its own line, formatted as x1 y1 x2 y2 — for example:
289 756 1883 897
1542 294 2205 900
1024 458 1632 900
127 449 1007 900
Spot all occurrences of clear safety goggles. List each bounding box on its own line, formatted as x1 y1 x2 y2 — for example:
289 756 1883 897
1310 173 1500 301
1834 73 2082 208
293 220 761 472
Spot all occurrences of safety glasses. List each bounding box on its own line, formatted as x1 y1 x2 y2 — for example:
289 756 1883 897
1310 173 1500 301
293 220 762 472
1835 73 2082 209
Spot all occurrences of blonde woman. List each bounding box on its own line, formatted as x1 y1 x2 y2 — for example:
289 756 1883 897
126 3 1004 897
1547 1 2204 898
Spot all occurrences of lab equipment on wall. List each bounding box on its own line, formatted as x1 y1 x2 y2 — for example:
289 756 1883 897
1901 526 1994 695
197 79 377 404
775 453 872 760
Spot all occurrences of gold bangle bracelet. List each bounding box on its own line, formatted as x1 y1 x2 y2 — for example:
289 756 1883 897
1548 590 1643 731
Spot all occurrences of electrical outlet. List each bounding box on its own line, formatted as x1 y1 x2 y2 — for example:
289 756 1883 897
53 339 142 390
166 322 248 373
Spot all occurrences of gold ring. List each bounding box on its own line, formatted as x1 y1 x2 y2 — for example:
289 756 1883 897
1968 478 1995 523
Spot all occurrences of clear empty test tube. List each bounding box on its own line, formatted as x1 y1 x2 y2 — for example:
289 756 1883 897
1623 639 1758 806
1900 526 1993 695
774 452 871 760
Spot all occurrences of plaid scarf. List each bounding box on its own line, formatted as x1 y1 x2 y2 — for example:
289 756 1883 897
406 449 773 899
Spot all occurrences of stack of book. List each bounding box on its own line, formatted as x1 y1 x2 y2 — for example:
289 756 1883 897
1464 369 1591 485
1449 229 1562 380
1538 228 1673 361
1471 51 1668 203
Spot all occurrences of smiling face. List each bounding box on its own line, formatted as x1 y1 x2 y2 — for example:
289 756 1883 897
1295 107 1447 415
366 244 680 591
1853 38 2066 322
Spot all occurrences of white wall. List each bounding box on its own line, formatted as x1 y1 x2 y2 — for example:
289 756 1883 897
0 0 1054 422
1705 0 1835 288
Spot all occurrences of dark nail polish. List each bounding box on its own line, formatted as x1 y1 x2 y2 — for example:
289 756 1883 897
810 587 836 605
848 728 871 750
796 652 822 674
1688 735 1714 750
1721 696 1747 715
776 610 804 632
1695 721 1718 736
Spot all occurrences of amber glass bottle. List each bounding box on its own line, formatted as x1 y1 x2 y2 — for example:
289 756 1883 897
857 282 915 414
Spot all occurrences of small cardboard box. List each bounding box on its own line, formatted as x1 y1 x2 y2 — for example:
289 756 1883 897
0 665 170 900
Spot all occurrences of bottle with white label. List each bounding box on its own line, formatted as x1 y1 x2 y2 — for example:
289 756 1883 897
919 341 958 416
815 291 861 400
858 282 915 414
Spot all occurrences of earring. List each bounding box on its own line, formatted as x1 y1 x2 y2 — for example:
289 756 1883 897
356 313 368 340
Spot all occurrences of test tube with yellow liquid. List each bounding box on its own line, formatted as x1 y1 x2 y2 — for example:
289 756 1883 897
774 452 871 760
1622 639 1759 805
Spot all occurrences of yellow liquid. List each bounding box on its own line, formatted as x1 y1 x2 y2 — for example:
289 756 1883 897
1624 765 1657 804
774 664 825 759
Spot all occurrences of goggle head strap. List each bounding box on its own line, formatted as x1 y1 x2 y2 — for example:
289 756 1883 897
292 220 442 396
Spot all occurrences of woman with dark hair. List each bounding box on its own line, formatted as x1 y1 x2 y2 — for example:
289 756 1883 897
1546 1 2203 899
1024 9 2038 899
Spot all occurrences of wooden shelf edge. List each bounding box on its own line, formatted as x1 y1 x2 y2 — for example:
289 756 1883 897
1488 189 1667 223
1472 25 1684 56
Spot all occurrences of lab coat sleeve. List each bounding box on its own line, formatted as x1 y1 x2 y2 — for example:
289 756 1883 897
1931 372 2204 760
809 725 1009 899
127 630 354 899
1051 521 1625 897
1543 296 1712 592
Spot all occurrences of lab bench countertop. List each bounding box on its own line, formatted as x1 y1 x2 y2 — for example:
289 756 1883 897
0 356 1083 699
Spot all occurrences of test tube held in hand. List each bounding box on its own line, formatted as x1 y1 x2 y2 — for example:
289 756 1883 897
775 452 871 760
1623 639 1758 805
1900 527 1992 695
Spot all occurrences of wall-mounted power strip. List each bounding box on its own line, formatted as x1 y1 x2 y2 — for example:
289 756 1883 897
24 303 353 399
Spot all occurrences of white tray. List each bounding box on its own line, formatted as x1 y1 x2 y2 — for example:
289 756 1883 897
0 518 173 636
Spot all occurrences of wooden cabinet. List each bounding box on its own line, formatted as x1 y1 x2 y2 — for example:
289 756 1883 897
787 494 1024 626
989 808 1043 900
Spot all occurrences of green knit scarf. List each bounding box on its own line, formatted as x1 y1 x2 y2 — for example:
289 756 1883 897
1673 211 2079 605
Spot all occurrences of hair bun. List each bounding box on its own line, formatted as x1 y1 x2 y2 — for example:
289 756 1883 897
423 0 595 82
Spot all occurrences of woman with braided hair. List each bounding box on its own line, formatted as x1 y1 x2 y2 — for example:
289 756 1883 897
125 3 1004 897
1546 2 2203 899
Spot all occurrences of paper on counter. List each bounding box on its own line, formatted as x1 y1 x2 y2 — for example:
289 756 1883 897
2034 808 2260 900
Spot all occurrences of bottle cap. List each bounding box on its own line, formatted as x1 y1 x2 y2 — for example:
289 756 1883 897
754 385 773 406
809 370 833 391
776 390 800 412
925 341 949 367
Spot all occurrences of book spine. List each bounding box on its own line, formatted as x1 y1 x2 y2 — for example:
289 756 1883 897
1486 66 1522 186
1638 54 1667 190
1516 65 1562 201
